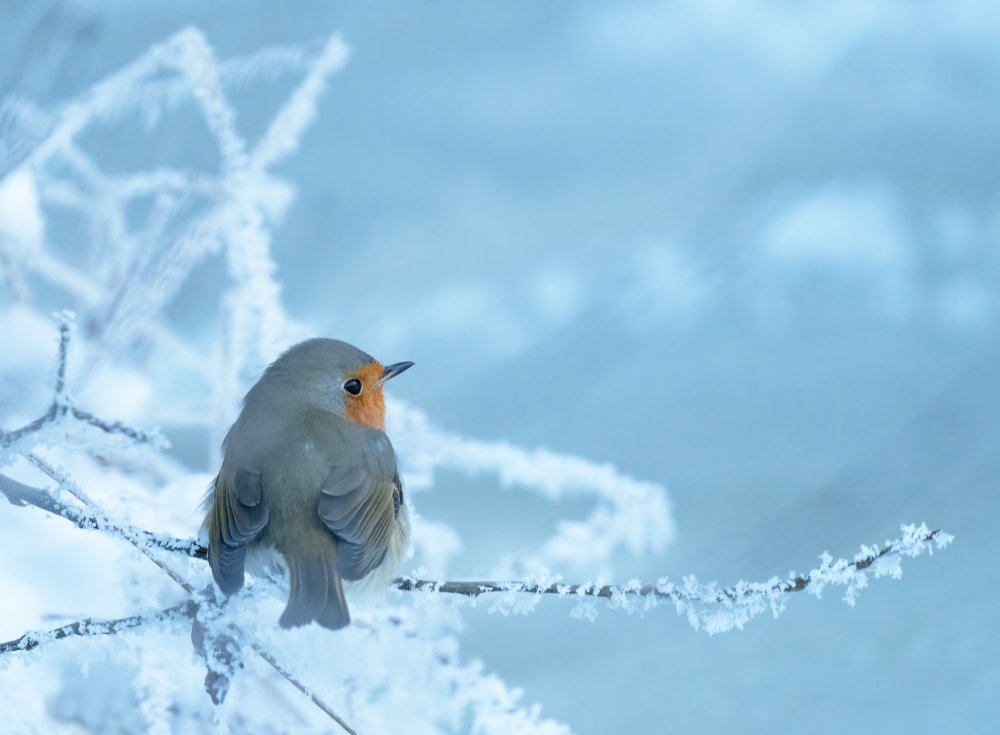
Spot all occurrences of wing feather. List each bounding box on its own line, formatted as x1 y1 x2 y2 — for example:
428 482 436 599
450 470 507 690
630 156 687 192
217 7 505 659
317 463 399 581
207 468 269 594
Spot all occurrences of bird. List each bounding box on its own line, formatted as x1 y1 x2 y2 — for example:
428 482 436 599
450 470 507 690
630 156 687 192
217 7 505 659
202 338 413 630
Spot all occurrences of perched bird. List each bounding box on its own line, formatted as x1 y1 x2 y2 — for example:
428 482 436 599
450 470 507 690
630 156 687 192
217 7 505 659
202 338 413 630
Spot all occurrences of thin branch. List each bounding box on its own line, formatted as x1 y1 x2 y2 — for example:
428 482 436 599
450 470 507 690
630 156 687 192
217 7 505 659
0 313 74 449
67 407 165 446
0 408 59 449
2 398 166 448
0 601 195 655
0 313 164 450
0 472 205 557
53 311 72 398
394 529 941 602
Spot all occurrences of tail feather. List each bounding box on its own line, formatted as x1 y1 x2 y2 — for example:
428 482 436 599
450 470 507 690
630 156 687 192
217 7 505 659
278 552 350 630
316 573 350 630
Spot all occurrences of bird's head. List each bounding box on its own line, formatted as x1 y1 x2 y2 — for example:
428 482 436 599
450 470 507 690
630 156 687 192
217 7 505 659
258 338 413 431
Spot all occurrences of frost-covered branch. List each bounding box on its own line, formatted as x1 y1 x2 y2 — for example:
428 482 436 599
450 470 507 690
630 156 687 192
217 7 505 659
0 312 164 450
398 526 947 601
397 524 953 633
0 601 195 655
0 468 951 636
0 471 204 558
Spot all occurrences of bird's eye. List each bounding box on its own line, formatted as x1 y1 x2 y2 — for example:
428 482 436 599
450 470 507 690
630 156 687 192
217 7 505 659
343 379 362 396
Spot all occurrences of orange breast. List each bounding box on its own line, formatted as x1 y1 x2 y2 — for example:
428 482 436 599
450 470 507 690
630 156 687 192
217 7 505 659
343 361 386 430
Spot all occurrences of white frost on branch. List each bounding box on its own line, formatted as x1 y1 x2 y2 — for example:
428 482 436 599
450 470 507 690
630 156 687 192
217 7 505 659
661 523 954 634
390 524 952 635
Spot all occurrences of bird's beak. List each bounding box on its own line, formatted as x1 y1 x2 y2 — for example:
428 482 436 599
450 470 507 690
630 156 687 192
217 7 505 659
377 361 414 386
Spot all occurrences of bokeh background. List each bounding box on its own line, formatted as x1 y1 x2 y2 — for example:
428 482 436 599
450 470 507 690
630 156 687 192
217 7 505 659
2 1 998 733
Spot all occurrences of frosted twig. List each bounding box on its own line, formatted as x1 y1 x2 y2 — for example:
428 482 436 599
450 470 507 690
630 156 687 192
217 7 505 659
0 469 951 634
0 472 204 558
394 524 953 632
0 313 164 450
395 527 947 601
53 311 71 397
64 408 166 445
0 601 196 655
0 313 74 448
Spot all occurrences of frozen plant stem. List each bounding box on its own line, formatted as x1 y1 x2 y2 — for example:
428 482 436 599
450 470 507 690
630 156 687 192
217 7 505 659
0 313 163 450
0 471 204 556
0 601 196 655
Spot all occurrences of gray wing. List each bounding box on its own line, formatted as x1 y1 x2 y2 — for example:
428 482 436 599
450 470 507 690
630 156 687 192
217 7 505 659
317 463 402 582
207 468 270 594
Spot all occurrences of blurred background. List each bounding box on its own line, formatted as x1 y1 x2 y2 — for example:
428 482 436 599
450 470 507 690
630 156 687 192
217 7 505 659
1 1 998 733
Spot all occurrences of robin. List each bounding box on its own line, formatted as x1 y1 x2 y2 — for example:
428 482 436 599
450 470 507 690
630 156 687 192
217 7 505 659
202 338 413 630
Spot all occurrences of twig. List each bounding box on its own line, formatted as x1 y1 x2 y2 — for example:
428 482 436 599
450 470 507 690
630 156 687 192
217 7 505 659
393 529 939 602
54 312 71 396
0 472 205 557
0 313 163 450
0 601 196 655
67 407 164 445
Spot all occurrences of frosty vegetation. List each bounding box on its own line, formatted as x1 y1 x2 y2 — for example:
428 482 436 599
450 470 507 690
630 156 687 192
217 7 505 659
0 28 952 735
